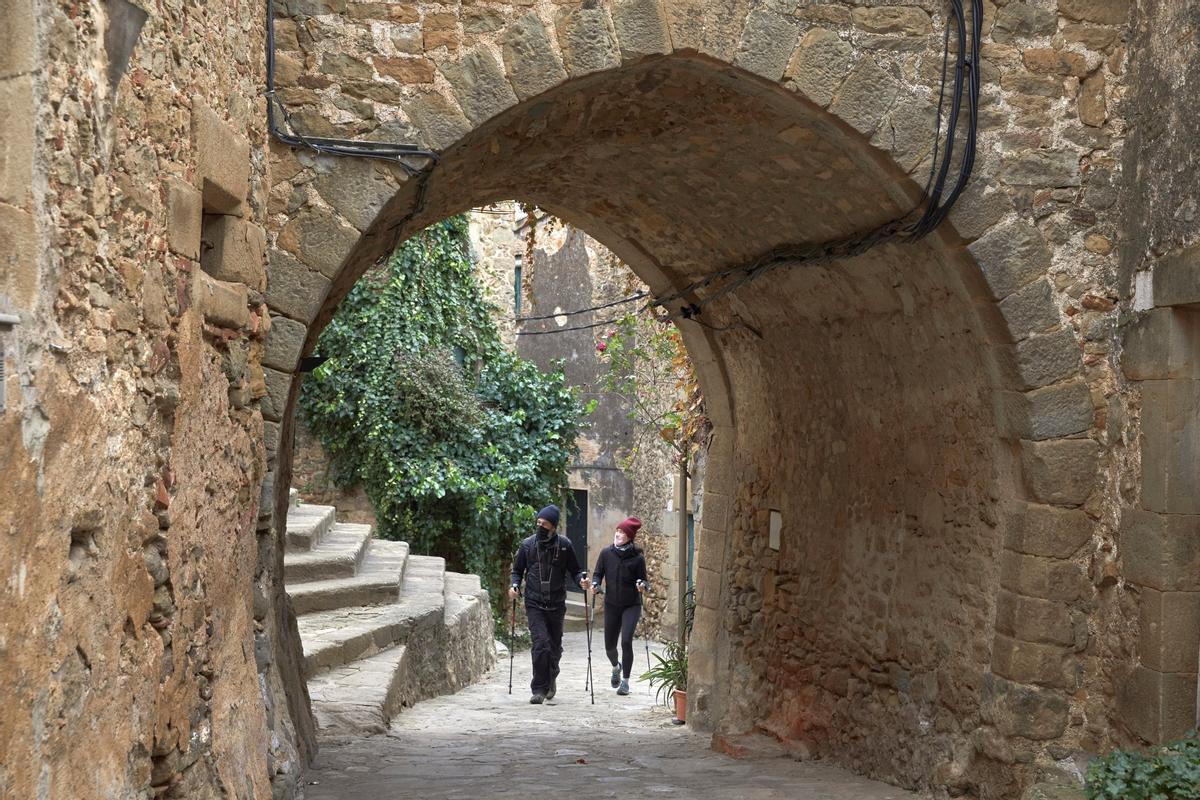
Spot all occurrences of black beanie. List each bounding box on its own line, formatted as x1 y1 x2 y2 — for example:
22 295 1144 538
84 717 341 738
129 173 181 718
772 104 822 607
537 505 560 528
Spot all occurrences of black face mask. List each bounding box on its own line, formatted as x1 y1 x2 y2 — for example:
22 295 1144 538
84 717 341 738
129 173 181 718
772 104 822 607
536 526 554 542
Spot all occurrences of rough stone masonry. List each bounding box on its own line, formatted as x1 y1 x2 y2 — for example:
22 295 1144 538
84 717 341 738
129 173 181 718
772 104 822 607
1 0 1197 799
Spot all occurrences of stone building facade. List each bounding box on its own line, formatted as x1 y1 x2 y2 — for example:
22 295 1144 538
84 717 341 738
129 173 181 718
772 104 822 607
3 1 1199 799
469 204 697 639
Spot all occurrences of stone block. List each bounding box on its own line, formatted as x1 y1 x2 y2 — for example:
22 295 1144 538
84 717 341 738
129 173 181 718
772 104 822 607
980 673 1069 740
422 11 460 51
996 590 1076 647
694 565 721 611
1015 327 1082 389
278 206 360 279
996 380 1093 441
1020 438 1099 507
784 28 853 109
663 0 748 61
1004 502 1093 559
264 421 281 462
999 278 1061 341
993 2 1059 43
312 157 400 232
992 634 1074 689
440 48 519 126
734 9 799 82
502 14 568 102
1117 665 1198 743
261 366 293 422
191 270 249 329
0 201 38 310
264 316 307 372
284 0 346 14
166 178 203 260
192 97 250 215
1139 380 1200 514
557 6 619 78
0 0 35 78
200 216 267 290
851 6 931 35
1122 308 1200 380
871 97 935 173
1001 550 1089 604
829 56 899 136
0 75 34 206
346 2 418 23
1121 509 1200 591
967 220 1052 300
402 92 472 151
1138 588 1200 673
611 0 672 60
1078 71 1106 127
1000 149 1082 188
1151 243 1200 308
375 56 435 85
1058 0 1130 25
948 179 1013 242
266 250 330 323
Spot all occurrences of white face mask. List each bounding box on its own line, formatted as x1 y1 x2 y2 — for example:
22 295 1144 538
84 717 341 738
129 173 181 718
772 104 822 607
614 531 629 547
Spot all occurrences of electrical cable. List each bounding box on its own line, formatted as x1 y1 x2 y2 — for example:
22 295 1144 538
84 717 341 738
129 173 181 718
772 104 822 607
515 291 649 323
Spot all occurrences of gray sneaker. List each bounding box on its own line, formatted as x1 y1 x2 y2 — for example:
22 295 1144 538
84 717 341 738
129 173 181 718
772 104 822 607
611 663 621 688
546 679 556 700
530 692 545 704
617 678 630 696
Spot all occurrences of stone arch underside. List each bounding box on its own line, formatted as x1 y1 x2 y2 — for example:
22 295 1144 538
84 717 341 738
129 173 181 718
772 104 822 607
263 48 1104 798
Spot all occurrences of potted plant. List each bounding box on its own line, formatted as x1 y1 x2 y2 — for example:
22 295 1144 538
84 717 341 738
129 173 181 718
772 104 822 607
642 639 688 722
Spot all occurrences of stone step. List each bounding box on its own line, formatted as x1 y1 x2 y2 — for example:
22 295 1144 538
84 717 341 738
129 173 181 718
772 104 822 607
306 556 451 734
283 523 373 583
287 540 408 616
308 644 411 736
298 554 445 677
285 503 337 552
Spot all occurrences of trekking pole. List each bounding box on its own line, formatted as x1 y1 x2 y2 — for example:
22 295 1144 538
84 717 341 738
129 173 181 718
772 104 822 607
588 590 596 705
508 594 517 695
636 580 652 694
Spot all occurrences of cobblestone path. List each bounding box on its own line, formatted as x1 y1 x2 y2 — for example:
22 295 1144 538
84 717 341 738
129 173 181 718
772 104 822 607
301 630 922 799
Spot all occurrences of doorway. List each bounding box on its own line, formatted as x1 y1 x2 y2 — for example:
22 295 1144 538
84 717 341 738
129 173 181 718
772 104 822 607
565 488 588 593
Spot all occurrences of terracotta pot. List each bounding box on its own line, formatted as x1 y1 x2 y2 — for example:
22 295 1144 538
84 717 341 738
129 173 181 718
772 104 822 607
673 689 687 723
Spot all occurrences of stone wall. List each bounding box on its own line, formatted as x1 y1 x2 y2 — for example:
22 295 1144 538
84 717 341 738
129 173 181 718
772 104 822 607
291 418 379 525
0 0 311 797
1112 0 1200 747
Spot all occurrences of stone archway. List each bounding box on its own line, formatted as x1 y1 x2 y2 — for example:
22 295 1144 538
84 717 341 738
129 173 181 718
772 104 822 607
260 4 1108 789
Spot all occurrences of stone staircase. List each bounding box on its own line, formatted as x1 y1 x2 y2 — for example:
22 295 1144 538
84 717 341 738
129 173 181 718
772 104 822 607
284 493 495 735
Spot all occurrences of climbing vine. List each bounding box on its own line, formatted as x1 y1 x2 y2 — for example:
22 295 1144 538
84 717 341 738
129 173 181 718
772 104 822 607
298 216 588 608
1085 733 1200 800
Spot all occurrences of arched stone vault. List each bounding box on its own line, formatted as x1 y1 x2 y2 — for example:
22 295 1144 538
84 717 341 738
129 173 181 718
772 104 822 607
263 17 1103 792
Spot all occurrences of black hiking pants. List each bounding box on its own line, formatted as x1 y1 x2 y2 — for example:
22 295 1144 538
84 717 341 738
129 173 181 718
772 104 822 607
526 605 565 694
603 603 641 679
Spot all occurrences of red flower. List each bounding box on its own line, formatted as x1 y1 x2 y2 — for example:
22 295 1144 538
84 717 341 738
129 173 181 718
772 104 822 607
596 342 607 353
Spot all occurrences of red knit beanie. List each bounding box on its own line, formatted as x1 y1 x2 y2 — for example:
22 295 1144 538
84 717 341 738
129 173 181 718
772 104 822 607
617 517 642 539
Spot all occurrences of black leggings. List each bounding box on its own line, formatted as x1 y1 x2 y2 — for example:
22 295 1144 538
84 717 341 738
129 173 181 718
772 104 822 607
603 603 642 679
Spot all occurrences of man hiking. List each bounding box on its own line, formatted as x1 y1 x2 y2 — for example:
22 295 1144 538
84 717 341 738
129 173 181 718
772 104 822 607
509 505 587 704
590 517 649 696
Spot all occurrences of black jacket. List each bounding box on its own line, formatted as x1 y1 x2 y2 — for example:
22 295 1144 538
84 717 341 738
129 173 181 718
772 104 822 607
591 544 648 608
511 532 585 611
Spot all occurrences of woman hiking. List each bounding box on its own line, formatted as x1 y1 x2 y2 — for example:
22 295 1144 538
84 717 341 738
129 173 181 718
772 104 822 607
589 517 649 696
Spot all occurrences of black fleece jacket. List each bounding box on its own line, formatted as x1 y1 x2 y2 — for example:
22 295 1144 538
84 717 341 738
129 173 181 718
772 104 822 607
591 544 648 608
510 532 585 611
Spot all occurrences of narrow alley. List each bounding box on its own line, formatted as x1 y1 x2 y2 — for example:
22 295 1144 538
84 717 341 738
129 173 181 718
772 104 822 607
301 631 920 800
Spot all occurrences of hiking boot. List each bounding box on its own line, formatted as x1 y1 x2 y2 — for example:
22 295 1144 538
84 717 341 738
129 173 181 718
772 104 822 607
530 692 545 704
611 662 621 688
546 679 557 700
617 679 630 696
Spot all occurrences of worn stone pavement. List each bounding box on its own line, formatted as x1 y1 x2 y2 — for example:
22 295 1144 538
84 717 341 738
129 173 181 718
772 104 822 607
300 631 923 800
